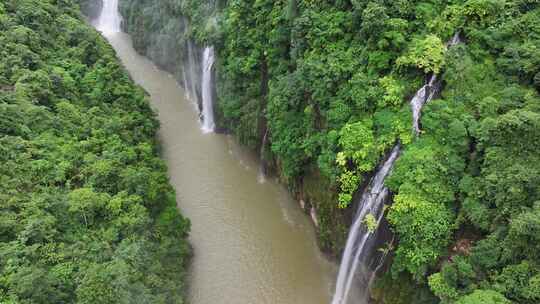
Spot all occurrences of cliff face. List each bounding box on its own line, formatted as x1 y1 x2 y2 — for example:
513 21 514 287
78 0 103 19
118 0 350 258
117 1 540 303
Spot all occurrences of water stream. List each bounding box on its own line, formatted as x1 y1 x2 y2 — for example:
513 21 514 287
331 33 462 304
331 145 401 304
93 2 334 303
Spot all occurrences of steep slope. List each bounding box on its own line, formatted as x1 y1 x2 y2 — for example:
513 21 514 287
0 1 190 303
118 0 540 303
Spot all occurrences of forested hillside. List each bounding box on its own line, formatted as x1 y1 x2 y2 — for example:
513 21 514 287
120 0 540 303
0 1 190 303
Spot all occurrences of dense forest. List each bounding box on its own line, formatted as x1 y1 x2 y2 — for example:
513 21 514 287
120 0 539 303
1 0 538 303
0 0 190 303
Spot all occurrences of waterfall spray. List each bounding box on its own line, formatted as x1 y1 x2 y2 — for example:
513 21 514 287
96 0 121 34
410 74 439 136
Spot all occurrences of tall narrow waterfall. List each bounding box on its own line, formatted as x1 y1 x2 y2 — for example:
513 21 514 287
201 46 216 133
331 145 401 304
96 0 121 34
331 33 461 304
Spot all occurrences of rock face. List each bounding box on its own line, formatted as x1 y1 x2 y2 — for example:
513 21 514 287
118 0 351 259
78 0 104 20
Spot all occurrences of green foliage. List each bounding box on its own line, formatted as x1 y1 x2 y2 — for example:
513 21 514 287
338 169 360 208
363 213 378 233
428 273 459 303
0 1 190 303
379 76 406 108
397 34 446 74
118 0 540 302
388 192 455 278
455 290 511 304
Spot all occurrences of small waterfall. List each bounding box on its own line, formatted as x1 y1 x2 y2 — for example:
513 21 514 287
257 128 269 183
331 76 441 303
201 46 216 133
411 32 461 135
447 31 462 47
96 0 121 34
331 145 401 304
410 74 440 135
331 33 461 304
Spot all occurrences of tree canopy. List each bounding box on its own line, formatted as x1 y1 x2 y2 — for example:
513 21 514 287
119 0 540 303
0 1 190 303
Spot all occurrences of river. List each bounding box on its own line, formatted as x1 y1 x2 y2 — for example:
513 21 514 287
99 29 334 304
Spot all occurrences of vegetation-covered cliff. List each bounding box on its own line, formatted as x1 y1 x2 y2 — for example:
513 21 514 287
118 0 538 303
79 0 104 19
57 0 540 304
0 1 190 303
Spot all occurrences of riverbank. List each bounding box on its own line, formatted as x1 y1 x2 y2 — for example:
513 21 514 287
99 27 335 303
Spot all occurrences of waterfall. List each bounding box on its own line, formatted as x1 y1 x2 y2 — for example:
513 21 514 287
96 0 121 34
186 40 199 103
412 32 461 136
448 31 462 47
182 69 190 100
410 74 440 136
201 46 216 133
331 77 441 303
331 145 401 304
257 128 269 183
331 33 461 304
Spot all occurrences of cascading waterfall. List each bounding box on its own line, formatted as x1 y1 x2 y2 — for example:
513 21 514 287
96 0 121 34
331 33 461 304
331 145 401 304
412 32 461 136
201 46 216 133
410 74 439 135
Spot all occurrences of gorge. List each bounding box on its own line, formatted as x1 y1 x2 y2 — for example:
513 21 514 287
101 0 540 303
1 0 539 303
94 1 334 303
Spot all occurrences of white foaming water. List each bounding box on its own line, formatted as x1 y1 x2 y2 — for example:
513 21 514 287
410 74 439 136
201 46 216 133
96 0 121 34
182 69 190 99
331 145 401 304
